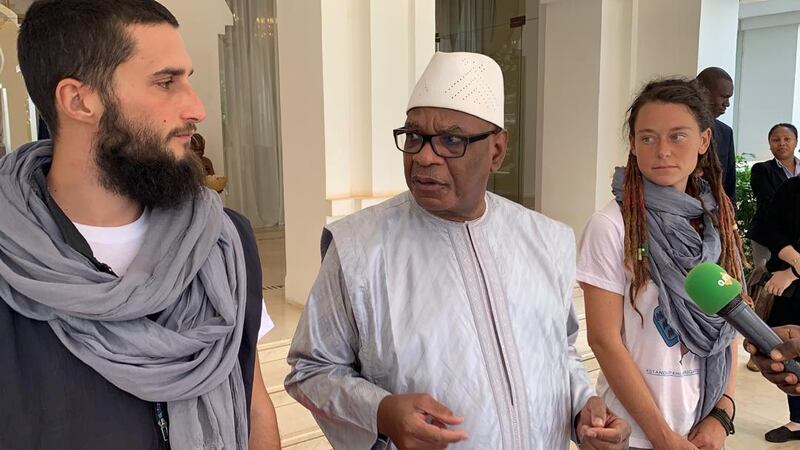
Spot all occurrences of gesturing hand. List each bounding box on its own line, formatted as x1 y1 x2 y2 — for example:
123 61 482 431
377 394 469 450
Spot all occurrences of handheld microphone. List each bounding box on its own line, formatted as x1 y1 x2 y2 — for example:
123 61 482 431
685 262 800 378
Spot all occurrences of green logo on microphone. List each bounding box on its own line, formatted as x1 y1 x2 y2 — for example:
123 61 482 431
717 272 734 287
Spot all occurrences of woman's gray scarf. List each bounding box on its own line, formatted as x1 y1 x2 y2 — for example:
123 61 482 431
612 167 736 425
0 141 249 449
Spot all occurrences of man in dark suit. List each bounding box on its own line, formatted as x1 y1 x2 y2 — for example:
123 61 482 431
697 67 736 205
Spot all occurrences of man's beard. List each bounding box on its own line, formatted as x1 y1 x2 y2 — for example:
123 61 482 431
94 99 205 209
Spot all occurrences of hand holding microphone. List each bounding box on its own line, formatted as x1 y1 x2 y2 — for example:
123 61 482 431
684 263 800 392
745 325 800 395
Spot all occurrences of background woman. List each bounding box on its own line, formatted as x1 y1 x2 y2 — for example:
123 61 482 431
748 123 799 285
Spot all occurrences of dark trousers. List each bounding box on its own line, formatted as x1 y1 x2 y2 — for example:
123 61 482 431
790 395 800 423
768 294 800 424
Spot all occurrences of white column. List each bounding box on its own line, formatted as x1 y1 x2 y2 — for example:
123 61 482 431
411 1 437 84
697 0 740 126
278 0 434 305
277 0 329 306
323 0 434 208
595 0 634 211
322 1 372 200
368 0 435 197
369 0 410 197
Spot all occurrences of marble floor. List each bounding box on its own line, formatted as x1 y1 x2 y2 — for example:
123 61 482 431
255 228 800 449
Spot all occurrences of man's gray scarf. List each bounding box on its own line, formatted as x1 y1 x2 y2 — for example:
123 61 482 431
0 141 249 449
612 167 736 425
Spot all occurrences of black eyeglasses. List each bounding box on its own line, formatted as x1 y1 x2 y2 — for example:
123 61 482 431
392 127 500 159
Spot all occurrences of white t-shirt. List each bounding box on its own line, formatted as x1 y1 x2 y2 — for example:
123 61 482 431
73 211 274 340
576 200 701 449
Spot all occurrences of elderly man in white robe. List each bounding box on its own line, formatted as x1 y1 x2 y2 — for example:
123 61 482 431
284 52 631 450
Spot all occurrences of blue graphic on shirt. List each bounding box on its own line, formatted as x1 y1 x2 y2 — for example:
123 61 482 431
653 305 679 347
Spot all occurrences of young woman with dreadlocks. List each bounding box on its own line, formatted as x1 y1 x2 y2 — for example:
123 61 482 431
576 79 745 450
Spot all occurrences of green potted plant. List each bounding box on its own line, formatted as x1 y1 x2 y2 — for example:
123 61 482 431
734 153 756 277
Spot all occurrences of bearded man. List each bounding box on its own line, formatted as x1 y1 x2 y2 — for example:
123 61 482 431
0 1 279 449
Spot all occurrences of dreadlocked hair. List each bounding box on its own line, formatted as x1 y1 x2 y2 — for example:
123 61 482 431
623 78 748 320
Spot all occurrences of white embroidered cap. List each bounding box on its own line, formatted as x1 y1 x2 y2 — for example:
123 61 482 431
407 51 505 129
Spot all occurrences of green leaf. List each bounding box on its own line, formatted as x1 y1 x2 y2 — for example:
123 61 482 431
735 153 756 278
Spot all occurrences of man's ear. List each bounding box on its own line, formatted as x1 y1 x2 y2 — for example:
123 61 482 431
489 129 508 172
54 78 104 126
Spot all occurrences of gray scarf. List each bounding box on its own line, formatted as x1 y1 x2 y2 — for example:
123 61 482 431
612 167 736 425
0 141 249 450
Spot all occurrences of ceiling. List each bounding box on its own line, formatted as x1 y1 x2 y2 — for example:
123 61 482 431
740 0 800 18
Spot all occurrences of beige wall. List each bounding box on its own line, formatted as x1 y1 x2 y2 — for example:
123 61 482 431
538 0 604 231
160 0 232 174
0 6 33 151
631 0 702 86
5 0 33 15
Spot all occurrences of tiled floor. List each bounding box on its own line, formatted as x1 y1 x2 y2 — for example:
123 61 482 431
255 226 286 289
256 226 300 343
256 228 800 449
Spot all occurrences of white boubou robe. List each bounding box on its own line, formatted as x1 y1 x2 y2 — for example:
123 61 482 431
285 191 594 449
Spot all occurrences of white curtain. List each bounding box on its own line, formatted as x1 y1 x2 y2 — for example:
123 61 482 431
219 0 283 228
435 0 496 52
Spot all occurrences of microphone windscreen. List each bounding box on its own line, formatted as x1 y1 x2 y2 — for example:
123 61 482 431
684 262 742 315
